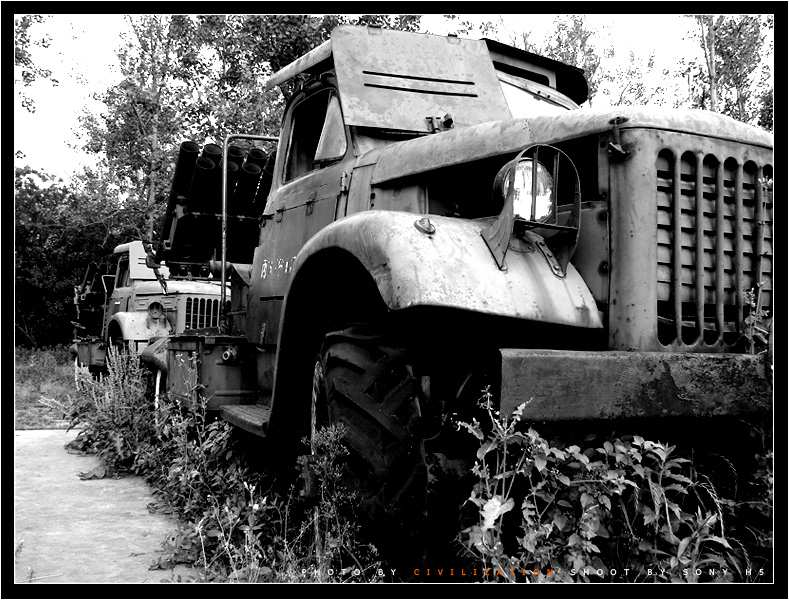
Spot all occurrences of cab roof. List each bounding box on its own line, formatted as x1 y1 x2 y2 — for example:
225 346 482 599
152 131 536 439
265 26 589 133
112 240 170 280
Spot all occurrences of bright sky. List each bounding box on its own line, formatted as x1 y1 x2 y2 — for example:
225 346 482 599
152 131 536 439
13 13 766 182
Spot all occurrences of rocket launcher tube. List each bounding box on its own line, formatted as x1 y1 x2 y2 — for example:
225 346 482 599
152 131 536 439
231 163 263 216
158 140 199 258
188 157 217 212
221 134 278 312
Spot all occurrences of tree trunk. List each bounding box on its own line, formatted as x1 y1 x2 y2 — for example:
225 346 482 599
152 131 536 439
697 15 719 112
708 19 718 112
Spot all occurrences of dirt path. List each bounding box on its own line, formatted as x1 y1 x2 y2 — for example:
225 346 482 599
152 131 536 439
14 429 194 583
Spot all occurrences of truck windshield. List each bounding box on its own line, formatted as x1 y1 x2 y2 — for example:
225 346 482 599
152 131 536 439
497 72 577 117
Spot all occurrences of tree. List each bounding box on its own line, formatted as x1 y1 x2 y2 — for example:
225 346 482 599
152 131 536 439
78 15 212 243
78 13 425 241
598 51 670 107
694 15 722 112
540 15 602 104
689 14 772 125
14 14 59 112
756 84 773 131
15 167 139 346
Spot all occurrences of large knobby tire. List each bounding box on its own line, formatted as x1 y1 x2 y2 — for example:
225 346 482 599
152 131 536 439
312 326 427 549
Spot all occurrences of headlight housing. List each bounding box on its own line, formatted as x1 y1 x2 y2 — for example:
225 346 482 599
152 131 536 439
148 301 164 319
507 159 555 223
484 143 583 276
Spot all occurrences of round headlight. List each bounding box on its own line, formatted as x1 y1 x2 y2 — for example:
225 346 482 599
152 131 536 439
509 159 554 222
148 302 164 319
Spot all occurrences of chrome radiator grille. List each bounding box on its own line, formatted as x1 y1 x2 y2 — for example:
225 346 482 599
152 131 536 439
655 150 773 348
184 297 220 330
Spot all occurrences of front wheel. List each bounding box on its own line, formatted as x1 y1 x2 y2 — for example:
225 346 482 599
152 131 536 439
309 326 427 562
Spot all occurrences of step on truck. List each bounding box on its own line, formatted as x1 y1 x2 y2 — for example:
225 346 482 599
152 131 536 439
144 25 773 521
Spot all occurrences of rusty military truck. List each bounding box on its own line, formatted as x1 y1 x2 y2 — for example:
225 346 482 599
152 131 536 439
146 26 773 518
71 240 224 378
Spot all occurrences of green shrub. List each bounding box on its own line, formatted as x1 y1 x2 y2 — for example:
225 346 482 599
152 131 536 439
457 389 772 582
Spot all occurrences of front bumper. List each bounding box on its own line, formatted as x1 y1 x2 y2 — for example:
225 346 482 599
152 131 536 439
499 349 771 420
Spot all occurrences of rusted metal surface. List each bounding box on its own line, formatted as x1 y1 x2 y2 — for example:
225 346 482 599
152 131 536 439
499 349 772 420
570 203 609 305
369 108 772 185
265 38 332 91
165 334 260 410
288 210 603 328
331 26 510 132
483 38 588 104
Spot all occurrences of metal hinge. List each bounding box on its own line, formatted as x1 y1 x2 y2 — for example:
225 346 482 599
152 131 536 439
305 191 316 215
340 171 350 195
608 116 631 162
425 113 454 134
534 238 566 278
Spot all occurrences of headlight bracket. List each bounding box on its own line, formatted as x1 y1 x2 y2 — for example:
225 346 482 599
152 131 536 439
482 143 582 277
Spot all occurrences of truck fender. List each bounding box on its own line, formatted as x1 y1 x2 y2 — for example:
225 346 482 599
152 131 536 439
287 210 602 328
266 210 602 450
107 312 171 346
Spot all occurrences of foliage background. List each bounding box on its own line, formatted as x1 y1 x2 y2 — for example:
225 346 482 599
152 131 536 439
14 13 774 347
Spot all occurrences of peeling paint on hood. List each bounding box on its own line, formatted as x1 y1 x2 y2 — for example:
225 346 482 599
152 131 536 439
369 107 773 185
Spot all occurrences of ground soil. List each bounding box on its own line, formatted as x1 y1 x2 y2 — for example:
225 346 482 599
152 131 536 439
14 429 194 584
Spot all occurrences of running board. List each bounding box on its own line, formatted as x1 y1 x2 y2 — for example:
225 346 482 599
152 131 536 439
220 403 271 438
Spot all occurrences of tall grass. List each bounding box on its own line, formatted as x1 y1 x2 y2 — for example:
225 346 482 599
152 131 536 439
15 346 72 429
68 348 381 582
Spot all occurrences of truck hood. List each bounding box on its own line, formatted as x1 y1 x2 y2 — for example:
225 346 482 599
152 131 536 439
133 280 223 296
369 107 773 185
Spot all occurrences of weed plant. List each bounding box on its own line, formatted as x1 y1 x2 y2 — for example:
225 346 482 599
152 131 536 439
456 389 773 582
68 351 772 583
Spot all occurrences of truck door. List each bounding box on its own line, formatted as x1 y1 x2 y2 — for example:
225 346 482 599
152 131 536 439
250 86 352 347
102 253 131 337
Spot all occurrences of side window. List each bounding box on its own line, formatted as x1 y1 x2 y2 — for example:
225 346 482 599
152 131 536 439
314 95 347 163
115 255 130 288
284 90 347 181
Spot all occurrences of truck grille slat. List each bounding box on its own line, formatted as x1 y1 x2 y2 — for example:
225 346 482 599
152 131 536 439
184 296 220 331
753 164 766 318
694 152 705 339
656 149 773 349
671 152 683 342
734 162 744 334
715 163 725 336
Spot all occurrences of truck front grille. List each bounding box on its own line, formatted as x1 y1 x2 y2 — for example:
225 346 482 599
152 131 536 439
655 149 773 349
184 297 220 330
